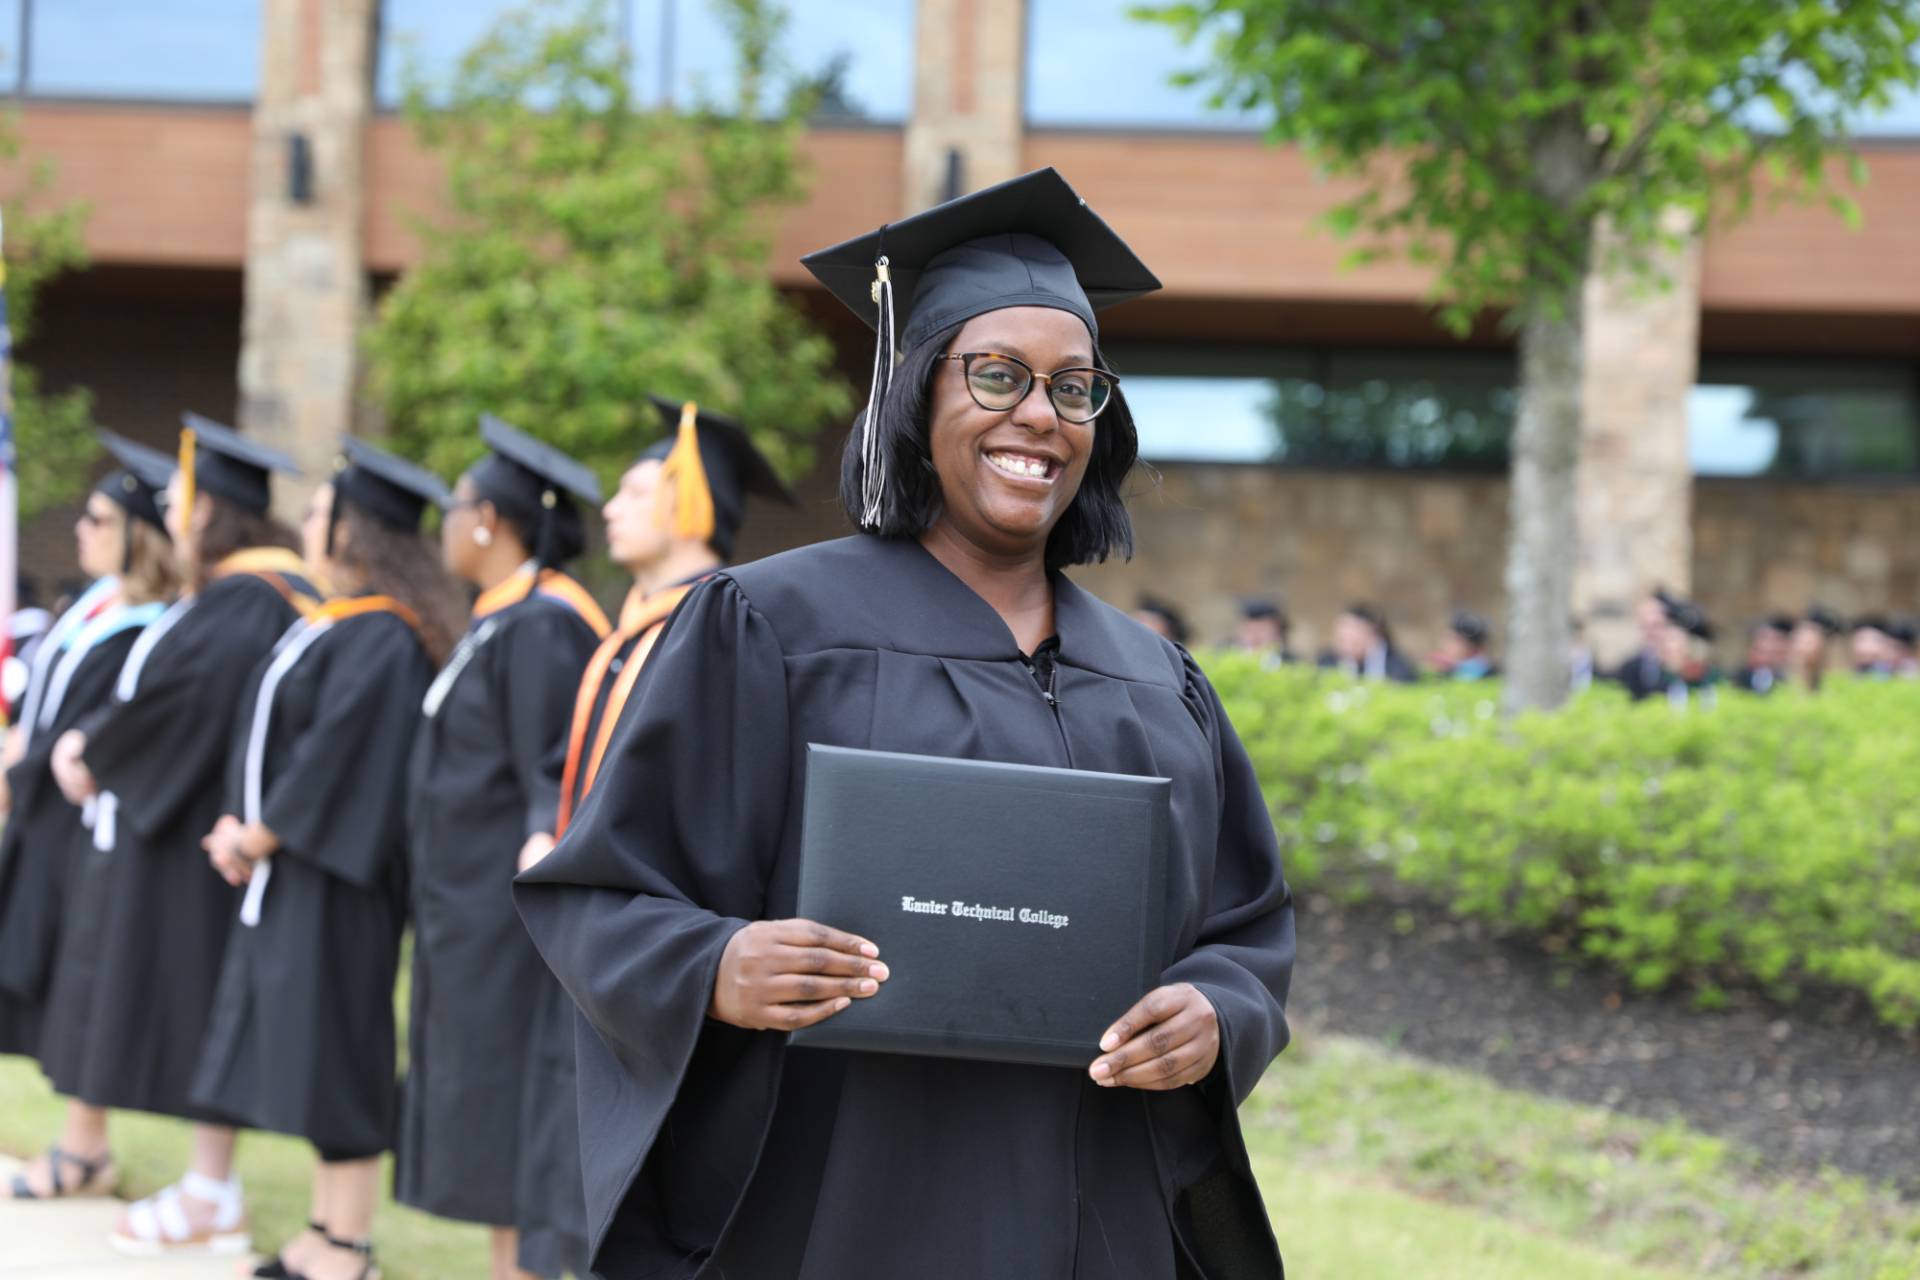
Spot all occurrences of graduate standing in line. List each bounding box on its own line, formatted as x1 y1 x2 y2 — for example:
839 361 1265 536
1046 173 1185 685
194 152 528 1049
518 169 1295 1279
188 440 460 1280
398 415 609 1280
0 434 179 1196
38 415 321 1254
510 396 795 1279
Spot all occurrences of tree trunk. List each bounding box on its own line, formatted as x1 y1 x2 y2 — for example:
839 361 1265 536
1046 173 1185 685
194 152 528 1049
1502 278 1585 715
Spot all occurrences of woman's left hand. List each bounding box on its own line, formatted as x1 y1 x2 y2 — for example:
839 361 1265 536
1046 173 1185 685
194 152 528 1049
1089 982 1221 1090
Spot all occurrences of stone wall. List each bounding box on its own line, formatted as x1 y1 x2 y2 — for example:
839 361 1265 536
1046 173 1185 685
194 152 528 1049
736 449 1920 672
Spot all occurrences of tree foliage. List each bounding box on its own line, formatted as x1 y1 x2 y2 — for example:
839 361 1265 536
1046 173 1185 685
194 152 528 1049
1138 0 1920 329
365 0 851 487
2 115 97 521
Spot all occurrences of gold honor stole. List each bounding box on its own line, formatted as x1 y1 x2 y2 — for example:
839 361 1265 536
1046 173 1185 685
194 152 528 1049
553 580 700 837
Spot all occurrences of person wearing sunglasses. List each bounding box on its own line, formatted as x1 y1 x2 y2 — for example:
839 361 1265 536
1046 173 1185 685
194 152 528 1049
518 169 1295 1280
1 432 179 1201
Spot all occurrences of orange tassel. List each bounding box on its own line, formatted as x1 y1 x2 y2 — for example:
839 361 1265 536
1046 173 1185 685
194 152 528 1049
177 426 197 531
658 400 715 543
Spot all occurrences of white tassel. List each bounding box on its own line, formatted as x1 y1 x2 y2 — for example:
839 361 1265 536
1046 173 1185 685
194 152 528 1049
859 255 895 530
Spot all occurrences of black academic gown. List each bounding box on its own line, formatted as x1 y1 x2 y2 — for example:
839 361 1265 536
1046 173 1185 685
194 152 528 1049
516 536 1296 1280
189 609 433 1157
0 598 146 1056
398 590 601 1226
45 572 303 1119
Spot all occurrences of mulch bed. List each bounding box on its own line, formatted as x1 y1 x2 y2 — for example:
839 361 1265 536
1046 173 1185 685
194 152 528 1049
1289 890 1920 1194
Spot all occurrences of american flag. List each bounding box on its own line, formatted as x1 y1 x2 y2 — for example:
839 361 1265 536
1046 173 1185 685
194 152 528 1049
0 209 16 723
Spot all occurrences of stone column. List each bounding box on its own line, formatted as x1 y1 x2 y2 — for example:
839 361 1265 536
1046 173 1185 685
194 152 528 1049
904 0 1026 212
238 0 376 522
1573 217 1703 667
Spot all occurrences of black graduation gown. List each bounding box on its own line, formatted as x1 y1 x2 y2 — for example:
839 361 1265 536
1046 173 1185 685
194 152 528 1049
189 609 433 1156
47 572 302 1119
1614 649 1664 701
398 591 601 1225
515 536 1296 1280
0 600 146 1055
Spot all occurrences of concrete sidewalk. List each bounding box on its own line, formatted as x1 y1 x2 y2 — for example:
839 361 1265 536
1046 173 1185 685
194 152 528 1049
0 1157 235 1279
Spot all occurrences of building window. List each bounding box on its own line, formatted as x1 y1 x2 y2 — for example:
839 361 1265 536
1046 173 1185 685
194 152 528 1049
378 0 914 122
1691 358 1920 478
1025 0 1260 130
1116 345 1920 479
20 0 260 101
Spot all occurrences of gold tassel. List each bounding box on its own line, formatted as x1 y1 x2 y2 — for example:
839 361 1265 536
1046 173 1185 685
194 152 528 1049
177 426 197 530
658 400 715 543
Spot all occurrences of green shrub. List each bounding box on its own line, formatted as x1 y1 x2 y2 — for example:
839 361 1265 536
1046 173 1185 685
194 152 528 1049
1210 657 1920 1028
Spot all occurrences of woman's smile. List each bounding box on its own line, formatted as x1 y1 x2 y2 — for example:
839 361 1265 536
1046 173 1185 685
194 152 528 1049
982 447 1061 485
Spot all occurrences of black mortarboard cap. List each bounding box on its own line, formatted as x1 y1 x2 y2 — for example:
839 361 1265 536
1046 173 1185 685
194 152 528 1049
181 412 301 515
1760 612 1798 637
1889 617 1918 648
1666 599 1714 641
1134 595 1189 645
474 413 601 507
1850 612 1890 636
803 167 1160 355
332 436 451 536
1238 597 1286 623
1805 605 1845 636
641 396 797 561
803 169 1161 531
470 414 599 575
96 429 174 533
1450 610 1491 646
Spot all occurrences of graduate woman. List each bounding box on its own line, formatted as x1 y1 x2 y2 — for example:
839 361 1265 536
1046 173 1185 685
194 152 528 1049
190 440 459 1280
518 169 1296 1278
0 433 178 1199
399 415 609 1280
42 414 321 1254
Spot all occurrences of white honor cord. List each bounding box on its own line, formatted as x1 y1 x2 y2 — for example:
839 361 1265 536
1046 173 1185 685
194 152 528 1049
114 596 195 701
91 792 117 853
237 618 332 928
859 256 895 530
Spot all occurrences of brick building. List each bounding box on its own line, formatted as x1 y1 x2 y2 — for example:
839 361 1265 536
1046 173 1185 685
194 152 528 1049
7 0 1919 667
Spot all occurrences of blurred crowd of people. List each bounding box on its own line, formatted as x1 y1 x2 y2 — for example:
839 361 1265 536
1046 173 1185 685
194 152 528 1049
1129 586 1913 703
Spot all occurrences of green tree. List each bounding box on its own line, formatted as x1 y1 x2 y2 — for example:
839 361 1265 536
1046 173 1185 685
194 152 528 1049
3 116 97 521
365 0 850 488
1139 0 1920 711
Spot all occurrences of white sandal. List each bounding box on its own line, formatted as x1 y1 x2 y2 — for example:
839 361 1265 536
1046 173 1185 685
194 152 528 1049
108 1170 252 1257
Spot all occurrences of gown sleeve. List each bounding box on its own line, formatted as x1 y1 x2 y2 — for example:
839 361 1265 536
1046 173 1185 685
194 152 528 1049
496 606 599 840
1162 653 1296 1108
82 588 291 845
257 618 426 889
513 577 790 1245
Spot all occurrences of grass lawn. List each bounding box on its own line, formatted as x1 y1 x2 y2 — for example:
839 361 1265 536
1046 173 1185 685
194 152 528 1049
4 1030 1916 1278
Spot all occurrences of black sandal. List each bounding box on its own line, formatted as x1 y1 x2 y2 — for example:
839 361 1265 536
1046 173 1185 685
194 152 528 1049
324 1231 380 1280
6 1144 118 1200
253 1219 327 1278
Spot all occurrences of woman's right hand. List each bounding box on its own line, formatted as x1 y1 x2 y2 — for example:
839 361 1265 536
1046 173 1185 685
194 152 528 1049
50 731 97 806
709 919 888 1032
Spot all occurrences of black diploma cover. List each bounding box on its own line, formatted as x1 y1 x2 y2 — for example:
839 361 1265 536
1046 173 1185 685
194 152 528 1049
790 744 1171 1068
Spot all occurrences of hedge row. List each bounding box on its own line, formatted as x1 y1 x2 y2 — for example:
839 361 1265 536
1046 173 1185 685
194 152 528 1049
1210 659 1920 1029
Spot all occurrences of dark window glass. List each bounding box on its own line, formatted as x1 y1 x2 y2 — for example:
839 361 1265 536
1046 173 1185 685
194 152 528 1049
1115 345 1919 478
1691 359 1920 477
27 0 259 101
1026 0 1259 129
1114 346 1516 469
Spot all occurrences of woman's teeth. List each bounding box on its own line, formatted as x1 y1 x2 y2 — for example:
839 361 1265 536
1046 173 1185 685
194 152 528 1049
986 452 1053 480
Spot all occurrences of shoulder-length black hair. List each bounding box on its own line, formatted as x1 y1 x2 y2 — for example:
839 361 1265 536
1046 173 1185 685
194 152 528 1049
839 319 1138 570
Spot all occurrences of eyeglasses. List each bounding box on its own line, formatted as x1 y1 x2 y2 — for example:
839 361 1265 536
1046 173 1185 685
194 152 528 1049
937 352 1117 424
